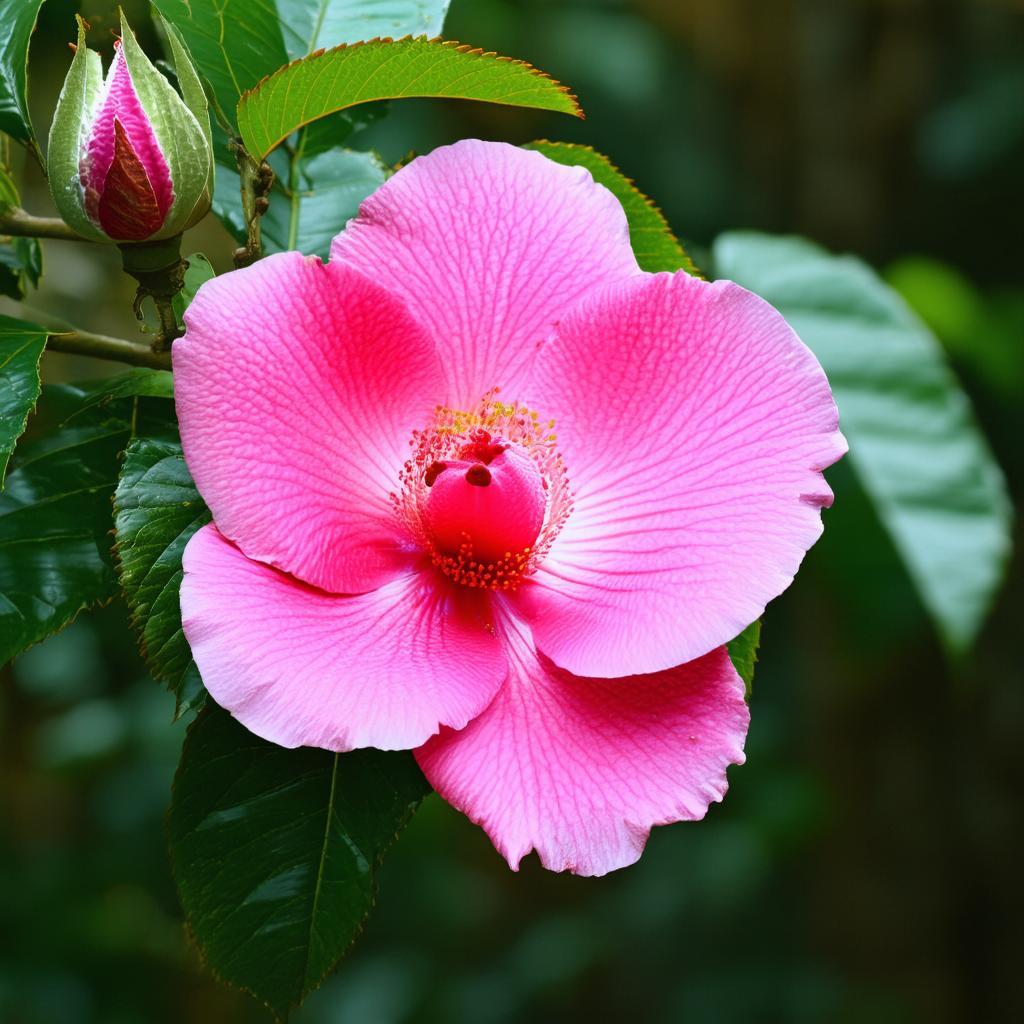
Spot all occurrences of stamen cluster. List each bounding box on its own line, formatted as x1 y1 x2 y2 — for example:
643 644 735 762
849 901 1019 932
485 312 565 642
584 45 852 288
394 390 573 589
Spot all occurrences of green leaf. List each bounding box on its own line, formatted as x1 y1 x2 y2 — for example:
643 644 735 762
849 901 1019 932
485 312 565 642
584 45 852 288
168 703 431 1019
0 235 42 300
0 384 132 663
238 38 581 161
172 252 217 320
0 316 47 486
0 0 45 144
69 368 175 420
114 437 210 718
713 232 1013 654
0 165 42 300
152 0 451 133
525 141 699 275
727 621 761 698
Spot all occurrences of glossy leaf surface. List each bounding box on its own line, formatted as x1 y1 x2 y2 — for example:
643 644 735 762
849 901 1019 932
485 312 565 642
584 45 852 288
0 315 47 486
0 0 45 143
169 703 431 1018
0 385 131 662
114 437 210 717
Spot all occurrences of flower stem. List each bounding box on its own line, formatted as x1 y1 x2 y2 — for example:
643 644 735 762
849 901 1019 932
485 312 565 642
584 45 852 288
233 141 274 268
0 206 93 242
46 329 172 369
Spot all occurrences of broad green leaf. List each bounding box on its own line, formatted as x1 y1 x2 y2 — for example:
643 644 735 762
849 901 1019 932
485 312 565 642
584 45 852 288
115 437 210 717
238 38 582 160
713 232 1012 654
172 252 217 320
525 141 699 276
727 621 761 698
169 703 431 1019
152 0 450 132
0 385 132 663
0 315 47 486
0 0 45 143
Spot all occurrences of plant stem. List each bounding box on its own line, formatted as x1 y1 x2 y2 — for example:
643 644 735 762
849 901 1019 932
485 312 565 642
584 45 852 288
0 207 93 242
233 140 273 268
46 329 171 369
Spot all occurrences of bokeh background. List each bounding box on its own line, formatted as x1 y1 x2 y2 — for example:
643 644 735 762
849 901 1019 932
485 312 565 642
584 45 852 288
2 0 1022 1021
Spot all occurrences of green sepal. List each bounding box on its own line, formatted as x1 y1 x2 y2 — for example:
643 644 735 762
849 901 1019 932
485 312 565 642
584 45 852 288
46 16 107 241
118 9 212 239
160 15 214 224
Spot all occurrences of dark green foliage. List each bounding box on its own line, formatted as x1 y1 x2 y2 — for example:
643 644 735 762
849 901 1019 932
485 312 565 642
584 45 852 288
114 437 210 717
0 385 132 662
168 703 432 1019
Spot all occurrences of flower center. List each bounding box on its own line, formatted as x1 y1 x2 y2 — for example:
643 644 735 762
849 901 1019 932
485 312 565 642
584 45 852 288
394 391 572 590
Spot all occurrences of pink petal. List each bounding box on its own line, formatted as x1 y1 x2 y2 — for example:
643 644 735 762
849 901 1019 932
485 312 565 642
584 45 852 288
416 617 748 876
173 253 446 594
514 272 846 677
181 525 507 751
330 140 641 407
81 43 172 226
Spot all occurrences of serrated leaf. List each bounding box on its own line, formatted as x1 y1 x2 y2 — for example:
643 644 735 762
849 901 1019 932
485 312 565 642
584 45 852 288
114 437 210 717
714 232 1013 654
238 38 581 161
168 703 431 1019
727 621 761 698
0 0 45 144
0 384 132 663
0 316 47 486
152 0 451 133
525 141 699 275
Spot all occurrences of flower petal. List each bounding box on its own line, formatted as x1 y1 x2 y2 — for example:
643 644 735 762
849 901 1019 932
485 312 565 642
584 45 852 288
82 43 173 226
173 253 446 594
416 618 748 876
330 140 641 407
515 272 846 677
181 525 507 752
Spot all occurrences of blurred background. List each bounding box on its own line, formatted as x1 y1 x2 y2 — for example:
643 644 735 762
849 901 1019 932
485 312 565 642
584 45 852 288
2 0 1022 1021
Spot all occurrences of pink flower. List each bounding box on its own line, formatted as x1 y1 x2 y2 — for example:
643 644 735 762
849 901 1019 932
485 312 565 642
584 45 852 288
174 141 845 876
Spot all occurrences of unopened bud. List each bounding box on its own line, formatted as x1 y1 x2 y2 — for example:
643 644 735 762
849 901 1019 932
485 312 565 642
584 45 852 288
48 12 213 243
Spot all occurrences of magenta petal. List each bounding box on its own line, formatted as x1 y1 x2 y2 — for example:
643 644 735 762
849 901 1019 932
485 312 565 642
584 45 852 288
515 272 847 677
416 619 749 876
81 43 172 226
331 140 641 407
181 525 508 751
173 253 447 594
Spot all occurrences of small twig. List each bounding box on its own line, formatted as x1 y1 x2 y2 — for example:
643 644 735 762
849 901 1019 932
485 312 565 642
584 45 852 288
0 206 93 242
45 329 172 369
